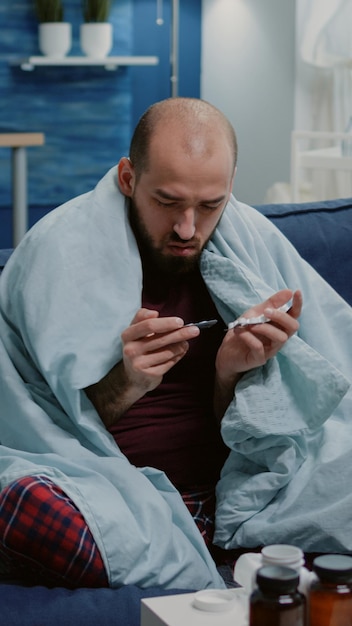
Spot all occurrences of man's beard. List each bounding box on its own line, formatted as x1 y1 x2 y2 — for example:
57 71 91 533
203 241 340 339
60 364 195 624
129 200 202 276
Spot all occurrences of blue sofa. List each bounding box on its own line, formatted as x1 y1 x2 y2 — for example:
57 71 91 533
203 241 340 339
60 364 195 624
256 197 352 306
0 196 351 625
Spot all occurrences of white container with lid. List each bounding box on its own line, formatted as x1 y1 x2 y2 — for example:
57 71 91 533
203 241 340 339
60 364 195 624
234 544 315 596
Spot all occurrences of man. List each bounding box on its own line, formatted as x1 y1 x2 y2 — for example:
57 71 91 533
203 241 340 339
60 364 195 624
0 98 351 590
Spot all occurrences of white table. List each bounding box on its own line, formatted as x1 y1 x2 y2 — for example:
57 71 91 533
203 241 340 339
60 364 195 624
290 130 352 202
0 132 45 246
141 589 248 626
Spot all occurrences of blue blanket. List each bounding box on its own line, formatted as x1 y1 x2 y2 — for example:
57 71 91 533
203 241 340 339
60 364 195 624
0 167 351 589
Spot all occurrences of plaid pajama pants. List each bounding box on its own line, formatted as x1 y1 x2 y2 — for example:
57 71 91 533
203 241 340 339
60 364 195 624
0 477 230 587
0 476 108 587
181 488 216 547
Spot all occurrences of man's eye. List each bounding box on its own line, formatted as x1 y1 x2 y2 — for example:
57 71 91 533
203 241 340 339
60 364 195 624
201 204 221 211
156 199 177 207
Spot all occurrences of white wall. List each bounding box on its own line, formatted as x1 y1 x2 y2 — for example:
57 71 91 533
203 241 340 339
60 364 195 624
201 0 296 204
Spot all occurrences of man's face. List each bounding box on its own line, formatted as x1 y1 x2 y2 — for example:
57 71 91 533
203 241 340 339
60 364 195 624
119 126 235 274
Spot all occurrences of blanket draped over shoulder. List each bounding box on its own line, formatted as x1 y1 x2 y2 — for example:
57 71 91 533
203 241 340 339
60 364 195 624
0 167 351 588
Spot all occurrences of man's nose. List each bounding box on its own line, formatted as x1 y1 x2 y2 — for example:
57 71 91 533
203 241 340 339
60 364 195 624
173 208 196 240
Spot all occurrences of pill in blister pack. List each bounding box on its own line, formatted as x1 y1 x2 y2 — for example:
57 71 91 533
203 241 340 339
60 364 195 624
227 300 292 330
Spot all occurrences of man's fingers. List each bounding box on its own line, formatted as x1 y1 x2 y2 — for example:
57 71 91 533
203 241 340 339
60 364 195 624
289 290 303 319
129 307 159 325
124 315 200 344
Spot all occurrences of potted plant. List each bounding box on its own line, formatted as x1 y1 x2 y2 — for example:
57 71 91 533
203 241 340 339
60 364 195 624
80 0 113 58
82 0 111 22
34 0 72 58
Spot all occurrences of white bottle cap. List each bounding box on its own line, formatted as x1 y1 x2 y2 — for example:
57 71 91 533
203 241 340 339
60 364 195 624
261 544 304 570
192 589 241 612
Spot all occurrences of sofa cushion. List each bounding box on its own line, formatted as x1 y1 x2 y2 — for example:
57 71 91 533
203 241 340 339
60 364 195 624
255 198 352 306
0 583 187 626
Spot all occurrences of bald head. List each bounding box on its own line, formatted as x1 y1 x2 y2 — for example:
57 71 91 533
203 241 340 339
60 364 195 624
129 98 238 181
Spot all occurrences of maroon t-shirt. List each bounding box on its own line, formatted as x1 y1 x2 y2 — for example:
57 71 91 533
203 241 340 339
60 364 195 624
109 268 229 491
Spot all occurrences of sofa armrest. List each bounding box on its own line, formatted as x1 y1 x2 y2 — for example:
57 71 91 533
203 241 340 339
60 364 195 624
255 198 352 306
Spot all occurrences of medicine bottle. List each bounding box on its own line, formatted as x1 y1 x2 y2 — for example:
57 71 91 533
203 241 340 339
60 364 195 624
309 554 352 626
249 565 306 626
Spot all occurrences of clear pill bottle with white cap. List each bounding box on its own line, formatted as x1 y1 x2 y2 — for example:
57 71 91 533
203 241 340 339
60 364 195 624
249 565 306 626
309 554 352 626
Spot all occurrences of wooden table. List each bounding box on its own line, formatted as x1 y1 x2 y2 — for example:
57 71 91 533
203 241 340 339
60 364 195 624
0 132 45 246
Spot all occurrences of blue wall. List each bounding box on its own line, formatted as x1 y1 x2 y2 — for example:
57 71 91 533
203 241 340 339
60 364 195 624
0 0 201 248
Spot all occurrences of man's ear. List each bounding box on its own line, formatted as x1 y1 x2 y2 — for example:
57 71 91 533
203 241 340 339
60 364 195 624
117 157 135 197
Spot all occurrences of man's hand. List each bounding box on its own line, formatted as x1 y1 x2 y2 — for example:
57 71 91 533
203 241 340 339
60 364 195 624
214 289 302 419
85 308 199 427
121 308 200 396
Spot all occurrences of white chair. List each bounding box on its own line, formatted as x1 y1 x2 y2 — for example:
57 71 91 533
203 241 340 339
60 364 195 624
290 130 352 202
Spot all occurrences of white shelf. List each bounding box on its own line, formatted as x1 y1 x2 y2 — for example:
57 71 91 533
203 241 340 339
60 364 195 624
10 55 159 71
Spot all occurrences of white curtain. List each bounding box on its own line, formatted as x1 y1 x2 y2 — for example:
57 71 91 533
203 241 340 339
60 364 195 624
295 0 352 198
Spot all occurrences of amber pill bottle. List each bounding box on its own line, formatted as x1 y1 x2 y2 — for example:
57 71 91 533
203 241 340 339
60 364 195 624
249 565 306 626
309 554 352 626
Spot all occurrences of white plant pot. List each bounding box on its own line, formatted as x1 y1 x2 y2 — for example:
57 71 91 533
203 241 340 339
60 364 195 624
38 23 72 58
80 23 113 58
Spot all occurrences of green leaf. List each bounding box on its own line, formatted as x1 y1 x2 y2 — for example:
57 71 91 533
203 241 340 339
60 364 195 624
34 0 64 22
82 0 111 22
